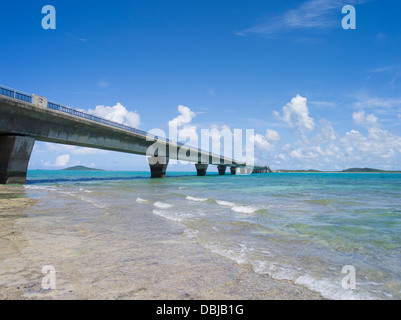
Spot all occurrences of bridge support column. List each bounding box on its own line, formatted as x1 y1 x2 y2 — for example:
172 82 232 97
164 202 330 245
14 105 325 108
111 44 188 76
217 165 227 175
0 135 35 184
195 163 208 176
230 167 237 175
148 156 169 178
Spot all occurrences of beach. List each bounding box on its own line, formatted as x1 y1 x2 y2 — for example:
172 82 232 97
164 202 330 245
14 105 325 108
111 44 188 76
1 171 400 300
0 184 322 300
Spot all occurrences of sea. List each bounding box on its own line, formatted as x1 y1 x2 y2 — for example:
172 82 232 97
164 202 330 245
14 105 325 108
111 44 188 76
4 170 401 299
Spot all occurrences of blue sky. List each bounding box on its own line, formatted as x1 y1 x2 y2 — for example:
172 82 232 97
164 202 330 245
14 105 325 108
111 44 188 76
2 0 401 171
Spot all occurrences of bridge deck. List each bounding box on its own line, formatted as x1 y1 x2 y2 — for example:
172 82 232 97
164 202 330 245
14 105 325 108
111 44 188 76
0 85 270 184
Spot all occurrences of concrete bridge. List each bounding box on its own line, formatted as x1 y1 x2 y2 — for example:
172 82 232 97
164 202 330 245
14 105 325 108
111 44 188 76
0 85 271 184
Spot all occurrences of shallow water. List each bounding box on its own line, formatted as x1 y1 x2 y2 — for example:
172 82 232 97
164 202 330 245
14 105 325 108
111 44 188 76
2 171 401 299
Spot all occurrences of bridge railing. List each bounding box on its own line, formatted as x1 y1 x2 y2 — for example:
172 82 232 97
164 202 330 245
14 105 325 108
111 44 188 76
0 84 228 160
0 85 32 103
47 100 164 139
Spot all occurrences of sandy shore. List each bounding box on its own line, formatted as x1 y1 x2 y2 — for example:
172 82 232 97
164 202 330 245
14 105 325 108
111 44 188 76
0 186 323 300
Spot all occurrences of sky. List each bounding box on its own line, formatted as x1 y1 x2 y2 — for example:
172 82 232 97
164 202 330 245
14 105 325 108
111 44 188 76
1 0 401 171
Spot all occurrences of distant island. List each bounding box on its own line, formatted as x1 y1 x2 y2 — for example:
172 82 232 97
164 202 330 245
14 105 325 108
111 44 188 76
277 168 401 173
62 165 104 171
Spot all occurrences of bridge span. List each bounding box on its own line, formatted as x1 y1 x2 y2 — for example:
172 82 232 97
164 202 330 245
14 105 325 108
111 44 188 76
0 85 271 184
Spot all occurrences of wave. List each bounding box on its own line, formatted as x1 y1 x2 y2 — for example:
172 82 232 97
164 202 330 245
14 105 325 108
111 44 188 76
153 201 173 209
78 196 107 209
136 197 149 203
231 206 259 214
200 240 375 300
215 200 236 207
215 199 259 214
23 185 58 192
294 274 375 300
152 209 183 223
186 196 208 202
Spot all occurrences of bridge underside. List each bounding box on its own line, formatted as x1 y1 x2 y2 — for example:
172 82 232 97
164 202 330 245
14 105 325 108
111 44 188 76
0 96 271 184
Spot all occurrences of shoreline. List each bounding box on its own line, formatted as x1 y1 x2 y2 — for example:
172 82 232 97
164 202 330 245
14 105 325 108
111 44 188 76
0 186 324 300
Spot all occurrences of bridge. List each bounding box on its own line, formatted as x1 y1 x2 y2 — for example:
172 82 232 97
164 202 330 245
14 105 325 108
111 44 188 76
0 85 271 184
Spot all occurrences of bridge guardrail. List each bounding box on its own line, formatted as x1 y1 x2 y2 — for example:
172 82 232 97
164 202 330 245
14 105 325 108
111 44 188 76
0 85 32 103
1 84 229 160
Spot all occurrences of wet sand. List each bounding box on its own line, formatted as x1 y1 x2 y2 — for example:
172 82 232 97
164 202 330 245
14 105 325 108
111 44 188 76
0 186 323 300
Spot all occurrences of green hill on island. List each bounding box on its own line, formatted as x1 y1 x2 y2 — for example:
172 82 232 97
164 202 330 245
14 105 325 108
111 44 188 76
341 168 401 173
62 165 104 171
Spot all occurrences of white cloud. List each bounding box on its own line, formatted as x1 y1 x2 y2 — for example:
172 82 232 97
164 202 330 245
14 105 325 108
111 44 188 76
265 129 281 142
55 154 70 167
354 96 401 110
87 103 140 128
352 110 378 127
238 0 366 36
168 105 199 146
274 95 315 136
168 105 196 128
251 129 281 152
42 154 70 167
251 134 274 152
340 127 401 160
271 106 401 170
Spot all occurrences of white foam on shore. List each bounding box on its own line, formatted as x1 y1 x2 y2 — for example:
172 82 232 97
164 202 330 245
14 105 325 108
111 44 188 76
153 202 173 209
23 185 58 192
186 196 208 202
294 274 376 300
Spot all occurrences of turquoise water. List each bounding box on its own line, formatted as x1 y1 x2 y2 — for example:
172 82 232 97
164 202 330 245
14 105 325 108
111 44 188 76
24 170 401 299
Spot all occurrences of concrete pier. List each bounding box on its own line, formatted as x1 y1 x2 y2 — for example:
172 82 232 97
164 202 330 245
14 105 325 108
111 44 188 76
217 165 227 175
252 166 272 173
230 167 237 175
195 163 208 176
148 156 169 178
0 135 35 184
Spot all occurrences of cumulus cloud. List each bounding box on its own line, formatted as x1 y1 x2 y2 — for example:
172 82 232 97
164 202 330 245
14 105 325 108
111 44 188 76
274 95 315 136
168 105 196 128
168 105 198 146
265 129 281 142
87 103 140 128
352 110 378 127
250 129 281 152
41 154 70 167
341 127 401 159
